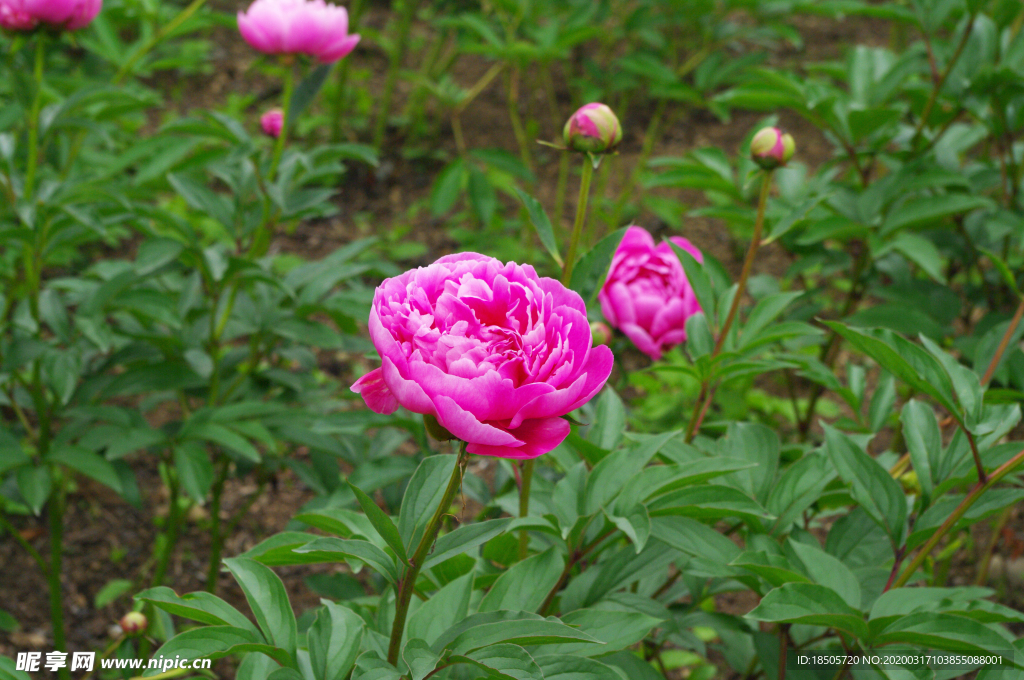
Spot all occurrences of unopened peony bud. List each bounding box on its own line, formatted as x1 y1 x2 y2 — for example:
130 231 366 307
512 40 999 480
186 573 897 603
750 127 794 170
261 108 284 138
563 103 622 155
119 612 147 636
423 414 456 442
590 321 611 346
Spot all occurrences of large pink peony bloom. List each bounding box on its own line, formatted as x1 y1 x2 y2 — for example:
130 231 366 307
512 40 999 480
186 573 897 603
0 0 101 31
599 226 703 361
352 253 614 459
237 0 360 63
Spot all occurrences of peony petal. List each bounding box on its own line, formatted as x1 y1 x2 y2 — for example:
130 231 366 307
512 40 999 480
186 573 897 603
318 33 360 62
350 367 398 414
467 417 571 459
620 322 662 360
432 395 523 447
382 356 435 414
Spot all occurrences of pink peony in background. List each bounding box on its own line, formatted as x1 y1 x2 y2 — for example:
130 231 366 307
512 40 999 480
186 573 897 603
237 0 360 63
352 253 613 459
599 226 703 360
0 0 101 31
260 108 284 138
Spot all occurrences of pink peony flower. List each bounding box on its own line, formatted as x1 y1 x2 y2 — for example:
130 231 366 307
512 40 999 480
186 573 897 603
237 0 360 63
598 226 703 361
260 108 284 138
0 0 101 31
352 253 614 459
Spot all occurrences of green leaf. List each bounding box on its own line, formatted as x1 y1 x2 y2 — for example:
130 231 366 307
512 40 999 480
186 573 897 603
586 387 627 451
222 557 298 662
424 518 512 569
544 607 663 657
17 465 52 515
47 445 122 494
430 160 465 217
671 242 716 322
188 423 261 463
823 424 906 545
884 232 947 284
515 188 562 267
570 227 628 304
0 609 18 633
742 292 803 342
352 653 402 680
289 64 333 128
648 485 774 522
134 586 261 637
901 399 940 500
348 482 408 565
650 516 741 567
605 502 651 553
920 335 983 429
746 583 868 638
873 612 1013 659
730 551 811 589
788 540 862 610
767 453 836 535
401 639 440 680
822 321 957 415
979 247 1022 298
308 601 363 680
0 654 33 680
448 644 542 680
145 626 292 672
174 441 214 504
468 167 496 225
0 429 28 475
433 611 601 655
399 455 459 553
406 572 473 646
532 655 627 680
479 547 564 613
881 194 992 236
95 579 134 608
585 429 678 514
719 422 780 505
294 537 400 584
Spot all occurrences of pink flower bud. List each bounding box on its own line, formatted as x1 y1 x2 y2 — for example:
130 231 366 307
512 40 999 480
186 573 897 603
563 103 622 154
749 127 795 170
0 0 102 31
119 612 147 636
590 321 611 346
238 0 360 64
261 108 284 138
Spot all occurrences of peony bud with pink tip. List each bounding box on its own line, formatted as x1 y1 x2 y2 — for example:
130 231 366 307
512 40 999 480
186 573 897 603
261 108 284 138
750 127 795 170
0 0 102 31
563 103 622 155
119 612 147 636
590 321 611 346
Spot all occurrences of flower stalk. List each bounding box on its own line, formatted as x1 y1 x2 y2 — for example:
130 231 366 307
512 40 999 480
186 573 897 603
24 36 46 202
387 443 469 665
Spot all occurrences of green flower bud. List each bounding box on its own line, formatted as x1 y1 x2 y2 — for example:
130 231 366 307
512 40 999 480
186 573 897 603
563 103 622 154
119 612 148 636
750 127 795 170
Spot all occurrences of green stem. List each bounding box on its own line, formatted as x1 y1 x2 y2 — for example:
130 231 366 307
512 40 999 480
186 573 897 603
562 158 595 286
151 469 181 588
329 0 364 142
684 172 772 442
205 458 230 594
913 12 976 141
374 0 421 150
47 482 70 680
24 35 46 202
114 0 208 84
712 171 771 355
517 459 535 560
387 443 469 665
892 445 1024 589
505 67 534 175
611 98 666 225
0 511 47 572
269 64 295 182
